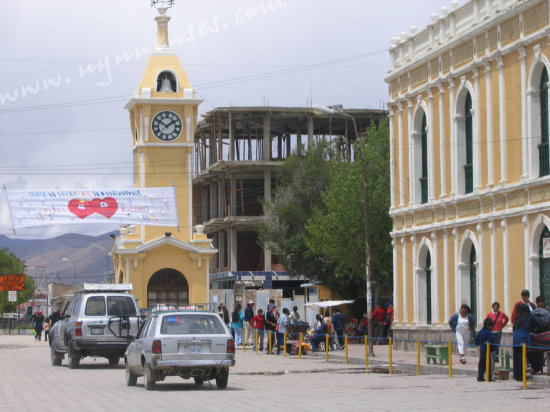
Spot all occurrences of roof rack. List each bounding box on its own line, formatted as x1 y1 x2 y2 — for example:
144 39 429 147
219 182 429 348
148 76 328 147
74 283 133 294
146 302 217 315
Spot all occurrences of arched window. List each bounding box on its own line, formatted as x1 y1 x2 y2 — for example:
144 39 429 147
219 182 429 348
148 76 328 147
539 226 550 302
420 115 428 204
464 93 473 193
426 251 432 325
412 109 428 204
156 71 177 92
539 67 549 176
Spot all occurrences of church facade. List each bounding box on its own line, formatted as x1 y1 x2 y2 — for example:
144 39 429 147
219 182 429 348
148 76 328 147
111 7 216 310
386 0 550 345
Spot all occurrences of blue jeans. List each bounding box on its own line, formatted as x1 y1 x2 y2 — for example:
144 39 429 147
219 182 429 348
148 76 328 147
253 329 265 351
234 328 243 345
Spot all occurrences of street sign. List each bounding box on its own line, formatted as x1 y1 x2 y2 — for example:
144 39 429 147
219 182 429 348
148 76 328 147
0 274 25 291
2 313 19 319
8 291 16 302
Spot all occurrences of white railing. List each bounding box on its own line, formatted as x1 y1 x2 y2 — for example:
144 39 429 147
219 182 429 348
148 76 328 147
389 0 528 72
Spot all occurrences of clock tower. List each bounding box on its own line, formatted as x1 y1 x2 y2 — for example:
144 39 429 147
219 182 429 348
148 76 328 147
111 2 216 309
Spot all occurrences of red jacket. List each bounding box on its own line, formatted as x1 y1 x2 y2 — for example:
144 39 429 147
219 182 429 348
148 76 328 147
486 311 509 332
251 314 265 329
372 308 386 323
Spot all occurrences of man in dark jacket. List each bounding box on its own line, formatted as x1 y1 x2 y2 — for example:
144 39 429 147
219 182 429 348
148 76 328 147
264 304 277 354
332 308 346 349
244 301 255 346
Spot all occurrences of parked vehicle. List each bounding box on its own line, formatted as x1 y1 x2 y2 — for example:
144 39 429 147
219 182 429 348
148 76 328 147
49 284 142 369
124 309 235 390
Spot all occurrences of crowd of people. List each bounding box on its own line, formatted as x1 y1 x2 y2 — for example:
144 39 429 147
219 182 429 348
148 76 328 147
449 289 550 382
217 299 395 354
30 309 62 342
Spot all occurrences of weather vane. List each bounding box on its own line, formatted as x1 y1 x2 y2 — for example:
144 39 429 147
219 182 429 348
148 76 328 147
151 0 174 14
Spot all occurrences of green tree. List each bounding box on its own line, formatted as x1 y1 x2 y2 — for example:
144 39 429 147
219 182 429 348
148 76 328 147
306 119 392 296
258 141 339 281
0 248 34 313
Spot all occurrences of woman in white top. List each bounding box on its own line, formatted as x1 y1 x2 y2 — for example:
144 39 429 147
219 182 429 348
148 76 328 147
449 304 475 364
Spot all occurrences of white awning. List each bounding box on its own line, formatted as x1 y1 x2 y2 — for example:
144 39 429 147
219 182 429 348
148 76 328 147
305 300 355 308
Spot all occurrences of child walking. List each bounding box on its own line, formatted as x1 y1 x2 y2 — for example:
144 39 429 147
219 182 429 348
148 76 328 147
475 318 496 382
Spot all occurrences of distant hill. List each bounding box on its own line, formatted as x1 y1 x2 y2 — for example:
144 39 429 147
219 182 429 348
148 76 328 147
0 232 117 285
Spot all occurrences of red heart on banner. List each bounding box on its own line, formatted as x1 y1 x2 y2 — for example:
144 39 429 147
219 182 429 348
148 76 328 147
90 197 118 218
68 199 95 219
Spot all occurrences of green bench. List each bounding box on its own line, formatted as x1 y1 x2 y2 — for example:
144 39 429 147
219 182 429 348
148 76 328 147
425 344 449 365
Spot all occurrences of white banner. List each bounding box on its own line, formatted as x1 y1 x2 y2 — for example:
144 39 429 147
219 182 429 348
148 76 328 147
6 187 178 229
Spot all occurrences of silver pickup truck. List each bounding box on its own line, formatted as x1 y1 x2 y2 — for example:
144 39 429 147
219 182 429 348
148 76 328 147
49 284 142 369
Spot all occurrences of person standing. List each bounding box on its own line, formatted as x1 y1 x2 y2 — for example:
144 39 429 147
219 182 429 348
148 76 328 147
372 303 386 345
449 304 475 364
43 319 50 342
231 303 244 346
511 289 536 324
475 318 496 382
264 304 277 354
310 315 327 352
31 311 45 341
244 301 255 346
251 309 265 351
276 308 290 355
332 308 346 349
219 303 230 328
512 303 532 381
529 296 550 374
486 301 509 362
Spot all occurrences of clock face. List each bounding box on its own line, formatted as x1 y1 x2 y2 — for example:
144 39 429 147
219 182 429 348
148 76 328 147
151 110 183 141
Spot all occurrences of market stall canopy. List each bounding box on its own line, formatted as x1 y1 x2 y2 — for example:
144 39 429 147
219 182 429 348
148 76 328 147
305 300 355 308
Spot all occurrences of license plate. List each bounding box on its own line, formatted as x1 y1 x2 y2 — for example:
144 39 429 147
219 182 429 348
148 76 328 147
90 327 104 335
182 344 201 354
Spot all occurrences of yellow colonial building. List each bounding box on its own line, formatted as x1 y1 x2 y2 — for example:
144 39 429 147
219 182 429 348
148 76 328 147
386 0 550 345
111 6 216 309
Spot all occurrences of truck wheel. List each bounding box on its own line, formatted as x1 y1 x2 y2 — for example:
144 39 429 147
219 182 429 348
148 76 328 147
67 342 81 369
108 355 120 366
216 368 229 389
144 364 156 390
50 346 62 367
125 361 137 386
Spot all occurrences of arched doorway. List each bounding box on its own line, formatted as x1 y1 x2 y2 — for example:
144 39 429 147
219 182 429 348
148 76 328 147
426 251 432 325
147 268 189 308
539 226 550 302
469 246 477 320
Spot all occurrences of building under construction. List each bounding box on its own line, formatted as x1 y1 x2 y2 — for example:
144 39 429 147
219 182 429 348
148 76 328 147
192 106 387 292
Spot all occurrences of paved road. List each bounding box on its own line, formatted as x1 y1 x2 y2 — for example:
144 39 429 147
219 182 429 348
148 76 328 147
0 335 548 411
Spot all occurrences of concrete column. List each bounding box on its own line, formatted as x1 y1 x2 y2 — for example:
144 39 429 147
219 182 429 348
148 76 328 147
407 98 413 206
431 232 439 324
218 177 224 218
448 79 456 196
397 103 404 207
209 182 216 219
473 67 481 191
475 224 484 325
489 221 495 304
443 229 449 324
484 62 494 188
438 84 446 198
264 169 272 271
401 237 408 324
229 113 234 161
519 47 528 180
501 219 509 316
427 91 435 201
388 108 395 209
392 239 398 324
263 113 271 161
307 115 314 149
230 173 236 216
219 231 225 271
230 227 237 271
497 55 507 184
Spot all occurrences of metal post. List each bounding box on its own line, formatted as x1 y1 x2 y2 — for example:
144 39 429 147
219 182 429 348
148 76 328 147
389 337 393 374
345 335 349 364
486 342 490 382
417 337 421 375
448 340 453 378
298 333 303 358
522 343 527 389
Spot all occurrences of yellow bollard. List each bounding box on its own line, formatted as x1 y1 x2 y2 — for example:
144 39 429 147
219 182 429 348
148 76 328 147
448 340 452 378
522 343 527 389
298 333 303 359
243 328 246 352
284 332 287 356
345 335 349 364
325 333 329 362
268 331 272 355
388 337 393 374
416 338 421 375
486 342 490 382
255 329 258 353
365 336 369 372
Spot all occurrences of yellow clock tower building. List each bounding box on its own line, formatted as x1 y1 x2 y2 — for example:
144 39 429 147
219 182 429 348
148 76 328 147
111 4 216 309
